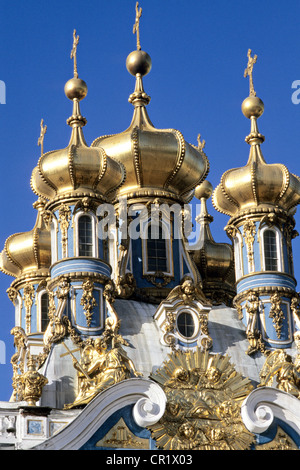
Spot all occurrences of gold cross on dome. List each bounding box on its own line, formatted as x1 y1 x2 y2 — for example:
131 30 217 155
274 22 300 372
197 133 206 151
133 2 142 51
37 118 47 155
70 29 79 78
244 49 257 97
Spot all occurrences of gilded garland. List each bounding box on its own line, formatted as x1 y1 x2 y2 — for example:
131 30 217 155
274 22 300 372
149 349 255 450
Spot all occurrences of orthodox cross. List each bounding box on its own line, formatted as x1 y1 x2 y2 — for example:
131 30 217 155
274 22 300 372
244 49 257 97
197 133 206 151
37 119 47 156
70 29 79 78
133 2 142 51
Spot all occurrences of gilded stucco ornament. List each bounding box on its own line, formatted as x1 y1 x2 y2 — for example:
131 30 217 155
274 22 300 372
269 292 285 339
20 356 48 406
148 349 255 450
80 279 97 327
245 290 265 356
22 283 35 334
10 327 27 401
58 204 71 258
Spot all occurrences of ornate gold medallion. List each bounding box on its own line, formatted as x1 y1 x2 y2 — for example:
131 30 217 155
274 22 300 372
149 349 255 450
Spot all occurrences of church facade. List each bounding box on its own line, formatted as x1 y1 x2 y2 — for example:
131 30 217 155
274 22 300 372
1 5 300 451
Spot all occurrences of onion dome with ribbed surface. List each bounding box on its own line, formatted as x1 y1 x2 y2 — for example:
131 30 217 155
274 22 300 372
191 181 235 305
30 75 125 206
91 48 209 203
212 94 300 219
0 198 51 279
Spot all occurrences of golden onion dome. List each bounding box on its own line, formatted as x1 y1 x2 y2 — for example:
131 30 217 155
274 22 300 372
212 94 300 218
31 76 125 204
0 198 51 279
191 181 235 305
91 49 209 203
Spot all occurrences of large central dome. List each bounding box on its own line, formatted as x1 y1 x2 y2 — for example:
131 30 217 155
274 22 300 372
91 49 209 203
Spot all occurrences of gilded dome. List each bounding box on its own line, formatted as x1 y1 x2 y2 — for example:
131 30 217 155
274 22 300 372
31 79 125 204
91 50 209 203
0 198 51 279
192 181 235 305
212 96 300 218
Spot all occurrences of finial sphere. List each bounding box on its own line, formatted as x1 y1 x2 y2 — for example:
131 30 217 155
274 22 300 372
64 77 88 101
194 180 213 200
126 50 152 77
241 95 264 119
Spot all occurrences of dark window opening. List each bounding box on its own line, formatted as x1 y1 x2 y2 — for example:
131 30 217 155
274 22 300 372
177 312 195 338
147 225 168 272
79 215 93 256
264 229 278 271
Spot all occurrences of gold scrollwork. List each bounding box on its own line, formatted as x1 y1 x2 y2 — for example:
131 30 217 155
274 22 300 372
144 271 174 288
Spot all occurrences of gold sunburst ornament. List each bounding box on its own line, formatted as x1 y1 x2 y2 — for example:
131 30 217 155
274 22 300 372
149 349 255 450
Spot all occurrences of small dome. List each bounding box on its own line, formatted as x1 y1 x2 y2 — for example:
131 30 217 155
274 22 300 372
191 182 235 305
91 52 209 203
212 97 300 218
0 198 51 279
31 82 125 204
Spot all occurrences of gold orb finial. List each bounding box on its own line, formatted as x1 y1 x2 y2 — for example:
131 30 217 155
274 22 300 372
241 95 264 119
194 181 213 200
126 49 152 77
64 77 88 101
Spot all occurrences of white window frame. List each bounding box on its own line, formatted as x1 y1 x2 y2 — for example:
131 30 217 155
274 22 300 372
74 211 98 258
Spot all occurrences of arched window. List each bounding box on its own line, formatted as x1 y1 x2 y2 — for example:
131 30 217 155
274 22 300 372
41 292 49 332
147 224 168 272
78 215 93 256
177 312 195 338
263 229 278 271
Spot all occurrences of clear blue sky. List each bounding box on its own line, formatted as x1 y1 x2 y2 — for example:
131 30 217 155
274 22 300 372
1 0 300 400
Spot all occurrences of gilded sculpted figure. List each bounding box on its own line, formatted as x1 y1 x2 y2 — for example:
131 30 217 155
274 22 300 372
65 320 141 408
166 276 207 305
259 343 300 398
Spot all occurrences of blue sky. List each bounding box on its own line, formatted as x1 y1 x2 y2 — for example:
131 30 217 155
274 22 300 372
0 0 300 400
